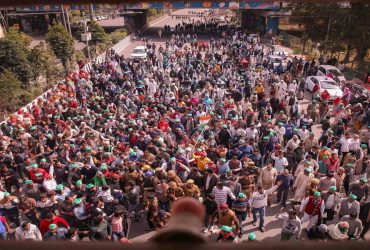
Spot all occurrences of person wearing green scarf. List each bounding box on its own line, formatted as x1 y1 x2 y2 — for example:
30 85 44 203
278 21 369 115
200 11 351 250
93 171 107 187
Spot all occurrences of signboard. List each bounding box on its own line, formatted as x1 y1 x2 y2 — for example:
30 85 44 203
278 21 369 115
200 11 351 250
15 4 88 12
15 2 281 12
125 1 280 10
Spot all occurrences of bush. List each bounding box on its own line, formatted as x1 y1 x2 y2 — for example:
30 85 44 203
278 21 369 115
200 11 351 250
109 28 128 44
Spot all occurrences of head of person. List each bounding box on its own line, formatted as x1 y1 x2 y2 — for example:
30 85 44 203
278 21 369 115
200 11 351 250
326 172 334 179
186 179 194 188
349 212 357 219
348 194 357 202
360 178 368 187
313 191 321 201
46 212 55 222
266 162 272 170
257 185 264 194
329 186 337 193
219 203 229 214
282 169 289 176
216 181 224 190
237 192 246 201
21 221 30 231
49 223 58 234
288 209 297 219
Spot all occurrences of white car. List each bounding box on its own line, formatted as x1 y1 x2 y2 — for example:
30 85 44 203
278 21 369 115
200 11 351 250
273 49 289 59
306 76 343 101
130 46 147 61
268 55 287 72
247 34 259 43
317 65 346 83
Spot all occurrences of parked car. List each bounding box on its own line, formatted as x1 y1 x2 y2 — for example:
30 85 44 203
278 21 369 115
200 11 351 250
247 34 259 43
130 46 147 61
268 55 287 72
316 65 346 83
306 76 343 101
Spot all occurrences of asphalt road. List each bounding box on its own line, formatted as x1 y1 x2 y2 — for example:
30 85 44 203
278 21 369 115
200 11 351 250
116 9 368 243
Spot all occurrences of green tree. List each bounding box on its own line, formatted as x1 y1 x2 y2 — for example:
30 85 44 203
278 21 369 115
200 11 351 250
109 28 128 44
28 42 62 86
87 21 108 46
0 28 33 86
46 24 74 75
290 3 370 64
0 70 27 112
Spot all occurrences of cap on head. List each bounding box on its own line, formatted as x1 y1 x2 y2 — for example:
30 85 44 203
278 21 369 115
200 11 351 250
314 191 321 197
74 198 82 205
219 203 228 209
329 186 337 191
360 178 368 183
349 193 357 200
238 192 246 199
248 233 256 241
49 224 57 230
220 225 232 233
56 184 64 191
186 179 194 184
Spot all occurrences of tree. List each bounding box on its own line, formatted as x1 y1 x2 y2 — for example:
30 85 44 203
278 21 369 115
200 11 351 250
0 28 33 86
28 42 62 86
109 28 128 44
46 24 74 75
0 70 26 112
86 21 108 47
290 3 370 64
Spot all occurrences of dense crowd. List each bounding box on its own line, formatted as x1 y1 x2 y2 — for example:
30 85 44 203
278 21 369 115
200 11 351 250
0 22 369 244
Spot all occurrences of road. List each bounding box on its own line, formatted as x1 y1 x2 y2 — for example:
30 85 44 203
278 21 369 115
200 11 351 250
114 9 370 243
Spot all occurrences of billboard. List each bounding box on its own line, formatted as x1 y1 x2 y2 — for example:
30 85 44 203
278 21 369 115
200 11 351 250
125 1 280 10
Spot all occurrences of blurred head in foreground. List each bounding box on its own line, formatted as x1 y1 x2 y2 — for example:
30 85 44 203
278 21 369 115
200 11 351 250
150 197 206 244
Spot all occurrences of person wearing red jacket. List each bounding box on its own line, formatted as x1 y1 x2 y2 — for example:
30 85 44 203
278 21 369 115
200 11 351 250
39 212 69 236
29 164 48 182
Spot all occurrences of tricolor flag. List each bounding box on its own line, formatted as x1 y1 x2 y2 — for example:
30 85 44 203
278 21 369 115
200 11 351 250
199 115 211 126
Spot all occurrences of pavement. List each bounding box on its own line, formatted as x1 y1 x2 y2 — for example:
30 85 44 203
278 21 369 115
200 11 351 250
114 9 370 243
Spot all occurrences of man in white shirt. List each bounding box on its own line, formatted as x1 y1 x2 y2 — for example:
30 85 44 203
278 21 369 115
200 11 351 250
298 126 309 141
249 181 281 232
348 134 361 154
245 123 259 141
15 222 42 241
211 182 236 206
340 133 351 164
271 151 289 174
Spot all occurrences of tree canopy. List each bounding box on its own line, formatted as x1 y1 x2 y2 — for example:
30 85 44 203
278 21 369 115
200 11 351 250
46 24 75 74
290 3 370 62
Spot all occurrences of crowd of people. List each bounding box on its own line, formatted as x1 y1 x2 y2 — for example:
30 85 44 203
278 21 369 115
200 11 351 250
0 20 369 244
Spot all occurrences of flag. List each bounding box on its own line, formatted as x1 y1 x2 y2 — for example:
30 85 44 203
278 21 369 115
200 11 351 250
199 115 211 126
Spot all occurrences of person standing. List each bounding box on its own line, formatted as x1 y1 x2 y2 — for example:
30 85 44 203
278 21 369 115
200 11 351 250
249 182 281 232
259 163 277 206
43 224 67 241
279 209 302 241
338 194 360 219
0 215 10 240
300 192 325 231
15 221 42 241
359 201 370 240
232 193 248 237
293 168 314 202
349 178 369 202
276 169 294 209
321 186 340 224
